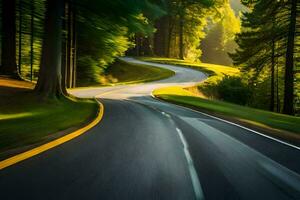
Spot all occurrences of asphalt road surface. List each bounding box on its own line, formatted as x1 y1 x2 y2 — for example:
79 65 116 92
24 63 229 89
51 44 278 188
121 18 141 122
1 57 300 200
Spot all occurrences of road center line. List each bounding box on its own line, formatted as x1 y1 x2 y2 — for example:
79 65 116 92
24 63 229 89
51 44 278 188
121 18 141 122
176 127 205 200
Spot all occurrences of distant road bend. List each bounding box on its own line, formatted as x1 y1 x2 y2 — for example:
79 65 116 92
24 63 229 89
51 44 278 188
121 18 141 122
1 57 300 200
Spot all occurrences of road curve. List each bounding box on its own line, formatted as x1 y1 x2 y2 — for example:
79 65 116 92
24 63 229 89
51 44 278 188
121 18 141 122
0 57 300 200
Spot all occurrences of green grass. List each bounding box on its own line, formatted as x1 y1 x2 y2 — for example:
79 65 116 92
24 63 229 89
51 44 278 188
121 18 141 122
153 86 300 135
0 79 98 153
103 59 175 85
79 59 175 87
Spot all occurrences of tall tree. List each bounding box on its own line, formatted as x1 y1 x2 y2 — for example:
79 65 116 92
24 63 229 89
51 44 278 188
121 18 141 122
1 0 20 78
35 0 65 98
283 0 297 115
30 0 34 81
65 0 76 89
18 0 23 74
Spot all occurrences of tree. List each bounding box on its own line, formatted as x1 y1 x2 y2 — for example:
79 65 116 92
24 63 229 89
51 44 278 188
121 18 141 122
1 0 20 78
230 0 299 114
151 0 217 60
35 0 65 98
201 1 241 66
283 0 297 115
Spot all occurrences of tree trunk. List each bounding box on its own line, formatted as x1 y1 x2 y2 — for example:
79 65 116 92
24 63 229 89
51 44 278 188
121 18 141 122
71 4 77 88
18 0 22 74
142 37 152 56
270 38 275 112
167 16 173 58
154 17 164 56
1 0 20 78
30 0 34 81
66 0 73 88
276 59 280 113
179 12 184 60
283 0 297 115
135 35 141 56
61 1 68 95
154 16 169 57
35 0 65 98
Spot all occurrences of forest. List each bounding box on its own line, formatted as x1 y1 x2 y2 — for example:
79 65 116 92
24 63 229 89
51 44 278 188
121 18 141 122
0 0 299 116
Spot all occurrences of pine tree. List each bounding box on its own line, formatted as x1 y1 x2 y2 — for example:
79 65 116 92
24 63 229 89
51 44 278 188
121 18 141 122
230 0 299 115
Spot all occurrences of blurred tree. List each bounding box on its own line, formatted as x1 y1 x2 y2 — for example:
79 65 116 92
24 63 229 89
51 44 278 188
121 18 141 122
35 0 65 98
1 0 20 78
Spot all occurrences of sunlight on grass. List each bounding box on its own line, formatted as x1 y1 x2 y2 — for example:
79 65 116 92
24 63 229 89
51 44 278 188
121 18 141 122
0 112 35 120
154 86 300 134
106 59 175 85
0 78 98 153
78 59 175 87
153 86 196 96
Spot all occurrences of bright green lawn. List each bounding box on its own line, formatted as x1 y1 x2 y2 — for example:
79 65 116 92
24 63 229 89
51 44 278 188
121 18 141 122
0 80 98 153
96 59 175 86
154 86 300 134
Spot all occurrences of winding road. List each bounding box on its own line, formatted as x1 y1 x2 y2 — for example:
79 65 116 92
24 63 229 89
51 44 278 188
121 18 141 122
1 57 300 200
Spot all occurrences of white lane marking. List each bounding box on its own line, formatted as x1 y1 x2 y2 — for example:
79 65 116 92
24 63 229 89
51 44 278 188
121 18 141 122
126 99 205 199
176 128 205 200
161 111 171 118
181 117 300 195
151 91 300 151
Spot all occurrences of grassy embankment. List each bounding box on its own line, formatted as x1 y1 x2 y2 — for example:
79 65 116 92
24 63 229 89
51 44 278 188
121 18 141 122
105 59 175 85
78 59 175 87
140 57 300 141
0 78 98 157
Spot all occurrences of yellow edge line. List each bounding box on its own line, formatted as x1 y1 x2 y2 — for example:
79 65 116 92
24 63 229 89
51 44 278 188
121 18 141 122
0 99 104 170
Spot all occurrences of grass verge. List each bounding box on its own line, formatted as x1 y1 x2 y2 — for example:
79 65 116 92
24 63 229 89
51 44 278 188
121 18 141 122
0 77 98 156
153 86 300 144
79 59 175 87
104 59 175 85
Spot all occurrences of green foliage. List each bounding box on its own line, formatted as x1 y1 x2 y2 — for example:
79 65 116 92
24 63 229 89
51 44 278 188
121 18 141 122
75 0 164 82
230 0 300 114
16 0 46 80
166 0 216 61
76 56 102 86
216 76 251 105
201 1 241 65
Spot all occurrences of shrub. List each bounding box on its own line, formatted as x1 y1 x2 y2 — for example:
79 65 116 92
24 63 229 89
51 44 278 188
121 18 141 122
77 56 103 86
216 76 251 105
